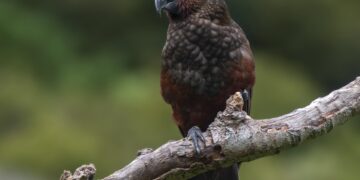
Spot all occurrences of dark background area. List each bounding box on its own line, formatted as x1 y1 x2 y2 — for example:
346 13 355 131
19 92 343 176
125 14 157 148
0 0 359 179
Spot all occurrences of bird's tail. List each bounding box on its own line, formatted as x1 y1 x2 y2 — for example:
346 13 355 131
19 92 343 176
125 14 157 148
189 163 239 180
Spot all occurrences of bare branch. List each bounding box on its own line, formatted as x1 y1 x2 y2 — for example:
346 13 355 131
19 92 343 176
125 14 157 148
63 77 360 180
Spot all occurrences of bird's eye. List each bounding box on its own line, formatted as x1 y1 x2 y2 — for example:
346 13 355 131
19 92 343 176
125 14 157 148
164 0 180 16
155 0 179 15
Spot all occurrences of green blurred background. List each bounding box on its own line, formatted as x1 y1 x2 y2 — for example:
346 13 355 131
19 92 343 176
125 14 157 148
0 0 359 179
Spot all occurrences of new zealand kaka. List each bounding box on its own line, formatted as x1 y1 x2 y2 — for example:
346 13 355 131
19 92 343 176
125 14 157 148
155 0 255 179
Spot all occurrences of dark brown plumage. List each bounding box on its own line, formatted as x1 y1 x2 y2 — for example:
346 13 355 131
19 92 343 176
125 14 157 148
156 0 255 179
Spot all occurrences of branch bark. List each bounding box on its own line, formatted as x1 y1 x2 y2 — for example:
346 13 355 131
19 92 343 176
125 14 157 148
61 77 360 180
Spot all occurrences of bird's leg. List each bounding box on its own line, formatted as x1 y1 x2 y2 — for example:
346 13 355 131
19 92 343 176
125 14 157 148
241 89 250 114
241 89 249 102
187 126 206 155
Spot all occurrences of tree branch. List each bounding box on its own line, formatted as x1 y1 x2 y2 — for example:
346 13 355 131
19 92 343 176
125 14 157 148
61 77 360 180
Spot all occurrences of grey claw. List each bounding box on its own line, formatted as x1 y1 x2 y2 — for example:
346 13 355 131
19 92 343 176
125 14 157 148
241 90 249 101
187 126 206 155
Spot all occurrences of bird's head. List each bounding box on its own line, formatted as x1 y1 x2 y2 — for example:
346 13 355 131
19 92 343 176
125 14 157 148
155 0 228 21
155 0 203 18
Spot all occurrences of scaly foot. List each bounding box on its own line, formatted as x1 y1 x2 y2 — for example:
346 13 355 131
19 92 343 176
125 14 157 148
241 89 251 114
187 126 206 155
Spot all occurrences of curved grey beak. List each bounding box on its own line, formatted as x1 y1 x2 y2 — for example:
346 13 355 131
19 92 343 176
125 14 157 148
155 0 167 14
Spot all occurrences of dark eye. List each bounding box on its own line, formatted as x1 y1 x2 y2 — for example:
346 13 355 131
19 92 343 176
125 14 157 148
165 1 180 16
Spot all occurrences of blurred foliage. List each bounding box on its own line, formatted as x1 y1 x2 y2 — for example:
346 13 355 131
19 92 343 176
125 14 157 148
0 0 359 179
